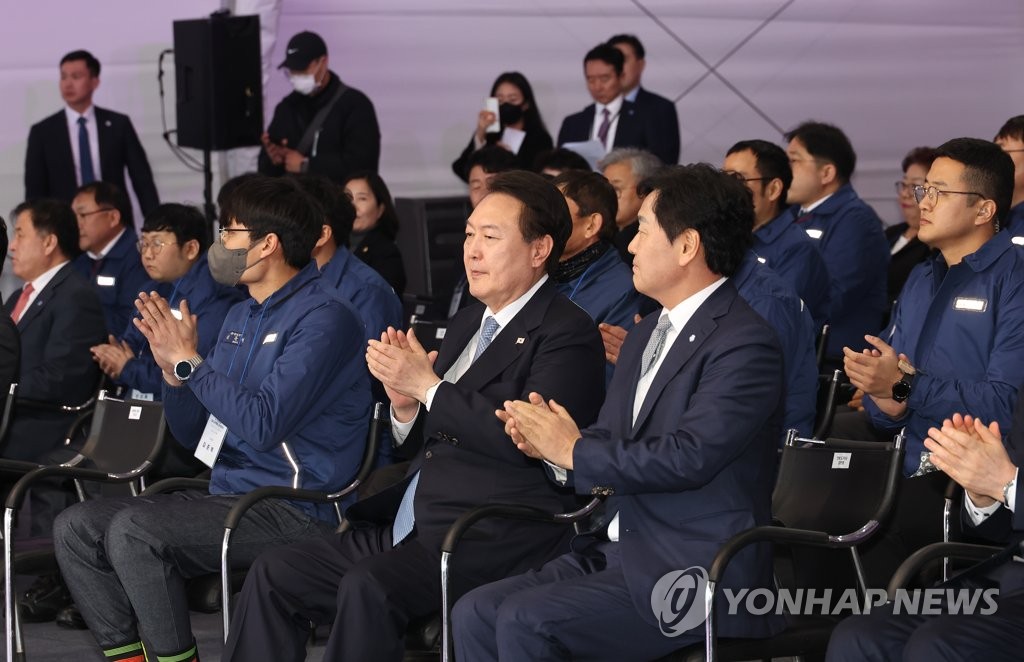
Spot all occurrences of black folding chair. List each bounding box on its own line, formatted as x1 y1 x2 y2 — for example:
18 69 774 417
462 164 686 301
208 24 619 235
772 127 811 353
2 393 166 662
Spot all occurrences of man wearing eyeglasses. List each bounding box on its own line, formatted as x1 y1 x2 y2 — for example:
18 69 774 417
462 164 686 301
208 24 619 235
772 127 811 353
71 180 149 335
841 137 1024 588
994 115 1024 236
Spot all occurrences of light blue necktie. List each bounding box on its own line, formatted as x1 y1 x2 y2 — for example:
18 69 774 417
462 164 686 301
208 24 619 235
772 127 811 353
78 116 95 184
392 316 501 545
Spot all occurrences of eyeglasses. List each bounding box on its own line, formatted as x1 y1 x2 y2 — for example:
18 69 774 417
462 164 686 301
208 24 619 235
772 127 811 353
218 227 252 243
75 207 114 220
894 181 918 194
724 171 770 184
1003 149 1024 154
136 239 178 255
912 185 985 205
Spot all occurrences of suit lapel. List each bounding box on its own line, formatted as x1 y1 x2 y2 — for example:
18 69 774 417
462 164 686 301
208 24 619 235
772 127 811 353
53 112 77 191
433 306 480 377
614 100 640 148
630 283 735 435
95 107 112 174
16 264 72 331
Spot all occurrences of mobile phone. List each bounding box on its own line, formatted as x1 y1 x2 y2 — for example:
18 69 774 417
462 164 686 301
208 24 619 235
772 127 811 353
484 97 501 134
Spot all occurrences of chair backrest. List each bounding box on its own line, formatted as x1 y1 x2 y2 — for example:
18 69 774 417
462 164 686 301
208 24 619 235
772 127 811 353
772 431 905 536
79 393 167 474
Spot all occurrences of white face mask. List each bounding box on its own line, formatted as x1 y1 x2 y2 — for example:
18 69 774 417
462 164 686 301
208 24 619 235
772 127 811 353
289 73 318 96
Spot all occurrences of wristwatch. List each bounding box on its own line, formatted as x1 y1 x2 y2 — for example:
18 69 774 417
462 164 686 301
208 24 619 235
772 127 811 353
891 359 916 403
173 356 204 382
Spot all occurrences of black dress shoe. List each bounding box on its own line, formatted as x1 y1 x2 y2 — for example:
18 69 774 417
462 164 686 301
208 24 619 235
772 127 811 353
55 604 87 630
17 574 73 623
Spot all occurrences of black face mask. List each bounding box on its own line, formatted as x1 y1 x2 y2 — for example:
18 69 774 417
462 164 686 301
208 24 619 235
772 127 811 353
499 102 524 126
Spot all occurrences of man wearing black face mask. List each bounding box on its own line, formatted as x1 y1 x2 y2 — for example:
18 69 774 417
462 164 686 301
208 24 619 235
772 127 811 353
259 31 381 185
53 175 373 662
451 71 554 182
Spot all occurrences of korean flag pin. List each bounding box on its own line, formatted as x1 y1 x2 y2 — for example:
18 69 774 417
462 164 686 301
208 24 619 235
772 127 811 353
689 334 696 342
515 337 525 345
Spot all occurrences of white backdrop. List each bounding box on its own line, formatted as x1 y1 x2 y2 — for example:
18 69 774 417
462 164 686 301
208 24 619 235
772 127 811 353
1 0 1022 279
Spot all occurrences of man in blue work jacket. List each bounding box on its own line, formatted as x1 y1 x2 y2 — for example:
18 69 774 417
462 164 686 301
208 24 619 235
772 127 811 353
785 121 889 360
994 115 1024 236
53 175 372 662
725 139 831 332
843 137 1024 588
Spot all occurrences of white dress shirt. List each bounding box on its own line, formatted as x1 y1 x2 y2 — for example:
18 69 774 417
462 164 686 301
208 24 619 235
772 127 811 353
87 228 126 261
65 105 103 185
390 275 550 444
965 468 1018 526
590 95 624 152
18 260 70 313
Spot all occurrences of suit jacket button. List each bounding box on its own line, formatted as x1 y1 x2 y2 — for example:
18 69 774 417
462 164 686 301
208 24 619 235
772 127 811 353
450 437 459 446
425 450 433 459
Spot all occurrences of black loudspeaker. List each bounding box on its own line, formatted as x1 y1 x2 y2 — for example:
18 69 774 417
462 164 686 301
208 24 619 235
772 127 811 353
173 13 262 150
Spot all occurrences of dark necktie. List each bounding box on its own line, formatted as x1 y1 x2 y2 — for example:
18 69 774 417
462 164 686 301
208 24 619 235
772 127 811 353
597 108 612 148
78 116 96 184
90 257 105 279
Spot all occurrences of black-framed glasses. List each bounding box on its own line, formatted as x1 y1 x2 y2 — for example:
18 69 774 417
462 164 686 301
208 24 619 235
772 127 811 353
136 239 178 255
218 227 252 243
75 207 114 220
912 185 985 205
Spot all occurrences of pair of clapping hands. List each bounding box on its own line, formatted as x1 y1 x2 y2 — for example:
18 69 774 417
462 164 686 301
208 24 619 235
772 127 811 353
366 326 580 469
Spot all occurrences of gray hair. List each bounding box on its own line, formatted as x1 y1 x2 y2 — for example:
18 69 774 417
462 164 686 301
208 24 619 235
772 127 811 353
598 148 663 180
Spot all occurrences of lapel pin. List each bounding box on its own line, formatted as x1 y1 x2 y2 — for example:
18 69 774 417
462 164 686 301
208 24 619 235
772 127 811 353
689 334 696 342
515 337 525 344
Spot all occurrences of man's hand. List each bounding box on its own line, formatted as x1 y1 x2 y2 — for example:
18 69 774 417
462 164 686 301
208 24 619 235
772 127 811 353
844 335 909 418
133 292 199 384
366 327 439 420
847 388 865 411
91 334 134 380
498 392 581 469
599 314 641 365
925 414 1017 508
282 145 307 173
261 132 285 166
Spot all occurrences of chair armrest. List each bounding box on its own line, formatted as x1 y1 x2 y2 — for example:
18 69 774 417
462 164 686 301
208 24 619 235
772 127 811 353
223 486 341 530
140 477 211 496
885 542 1004 599
4 462 155 511
708 525 832 583
441 497 605 555
0 458 43 477
15 394 98 414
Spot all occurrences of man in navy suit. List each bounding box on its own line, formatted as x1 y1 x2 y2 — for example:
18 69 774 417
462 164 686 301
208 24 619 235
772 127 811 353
557 44 678 167
453 164 785 659
24 50 159 217
220 171 607 662
608 34 680 165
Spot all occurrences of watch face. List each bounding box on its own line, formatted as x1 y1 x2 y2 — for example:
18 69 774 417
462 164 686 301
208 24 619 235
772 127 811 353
892 380 912 403
174 360 192 381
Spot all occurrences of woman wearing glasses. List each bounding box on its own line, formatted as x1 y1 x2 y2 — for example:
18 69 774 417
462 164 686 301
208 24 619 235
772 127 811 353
886 147 938 308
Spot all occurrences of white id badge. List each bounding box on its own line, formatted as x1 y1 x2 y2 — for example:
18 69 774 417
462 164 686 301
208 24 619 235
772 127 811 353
128 389 154 402
195 415 228 468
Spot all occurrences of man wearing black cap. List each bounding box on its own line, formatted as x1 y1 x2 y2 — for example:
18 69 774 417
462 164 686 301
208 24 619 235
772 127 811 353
258 31 381 184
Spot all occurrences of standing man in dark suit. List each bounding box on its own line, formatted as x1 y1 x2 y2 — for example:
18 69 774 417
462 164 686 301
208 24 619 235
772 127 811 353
557 44 678 167
24 50 159 218
259 31 380 185
453 164 785 660
220 171 607 662
608 34 680 165
70 181 149 336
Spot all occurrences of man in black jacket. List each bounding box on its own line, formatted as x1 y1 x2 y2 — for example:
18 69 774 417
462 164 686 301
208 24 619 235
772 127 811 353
259 31 381 184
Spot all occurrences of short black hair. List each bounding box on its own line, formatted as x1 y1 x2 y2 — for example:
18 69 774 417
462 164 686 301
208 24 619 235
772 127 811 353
217 172 263 229
12 199 81 260
485 170 572 273
342 171 401 240
784 121 857 184
637 164 752 277
532 148 592 176
607 34 645 60
75 180 129 226
727 139 793 216
901 146 939 174
584 43 625 76
466 145 518 179
552 170 618 242
226 176 323 269
995 115 1024 143
60 50 100 77
142 203 210 252
934 137 1015 226
294 173 356 247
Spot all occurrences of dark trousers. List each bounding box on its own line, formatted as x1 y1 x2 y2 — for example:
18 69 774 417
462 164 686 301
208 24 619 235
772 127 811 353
453 541 699 662
826 562 1024 661
53 490 333 657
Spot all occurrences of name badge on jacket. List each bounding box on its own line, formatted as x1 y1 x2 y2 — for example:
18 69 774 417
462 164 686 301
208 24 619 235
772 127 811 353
953 297 987 313
97 275 116 287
